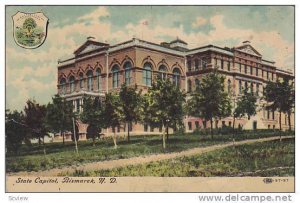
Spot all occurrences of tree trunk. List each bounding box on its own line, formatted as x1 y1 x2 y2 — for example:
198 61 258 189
61 131 65 145
279 111 282 142
127 122 130 142
43 136 46 155
113 128 117 149
92 136 95 147
166 126 169 141
288 112 292 131
162 125 166 150
232 116 236 145
210 118 213 139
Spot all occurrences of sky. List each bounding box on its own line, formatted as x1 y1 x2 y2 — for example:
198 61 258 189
5 6 294 111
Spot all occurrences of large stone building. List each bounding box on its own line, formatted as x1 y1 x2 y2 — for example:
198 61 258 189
57 37 294 141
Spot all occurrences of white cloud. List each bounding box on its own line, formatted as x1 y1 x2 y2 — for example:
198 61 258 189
192 16 208 28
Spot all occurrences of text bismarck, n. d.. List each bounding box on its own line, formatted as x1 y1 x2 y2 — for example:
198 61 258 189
15 177 117 185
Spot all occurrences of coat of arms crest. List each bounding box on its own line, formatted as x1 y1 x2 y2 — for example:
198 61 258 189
12 11 49 49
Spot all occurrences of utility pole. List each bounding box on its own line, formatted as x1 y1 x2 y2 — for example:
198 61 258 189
72 117 79 155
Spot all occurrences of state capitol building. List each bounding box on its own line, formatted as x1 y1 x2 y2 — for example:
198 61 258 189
57 37 294 141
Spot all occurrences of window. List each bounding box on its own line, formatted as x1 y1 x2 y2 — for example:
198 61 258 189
267 71 269 80
187 60 192 71
256 83 259 96
195 121 199 129
86 70 93 91
60 78 66 94
262 70 264 78
188 122 192 131
227 79 231 94
195 78 200 90
79 73 83 89
222 121 226 127
239 80 242 94
251 83 254 94
227 62 230 71
202 121 206 128
239 63 242 72
256 68 258 76
158 65 167 80
195 59 199 70
173 68 181 87
76 99 80 112
112 65 120 88
96 68 101 91
244 65 247 74
272 110 275 120
214 58 217 67
229 121 232 127
202 60 207 69
144 124 148 132
250 66 253 75
245 81 248 92
188 80 192 93
253 121 257 130
267 110 270 120
143 62 152 86
124 62 132 85
221 59 224 69
69 76 75 93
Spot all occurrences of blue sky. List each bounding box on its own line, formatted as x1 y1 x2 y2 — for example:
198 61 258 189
6 6 294 111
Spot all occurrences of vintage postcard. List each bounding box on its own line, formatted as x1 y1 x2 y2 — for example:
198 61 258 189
5 5 295 193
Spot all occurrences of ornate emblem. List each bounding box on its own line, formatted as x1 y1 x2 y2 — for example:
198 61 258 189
12 11 49 49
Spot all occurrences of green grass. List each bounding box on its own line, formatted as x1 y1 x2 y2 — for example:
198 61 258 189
82 138 294 177
6 131 294 173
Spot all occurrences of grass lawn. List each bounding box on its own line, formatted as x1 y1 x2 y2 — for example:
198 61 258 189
6 130 293 173
80 138 295 177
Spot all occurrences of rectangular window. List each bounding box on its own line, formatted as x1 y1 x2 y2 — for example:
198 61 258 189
188 122 192 131
187 60 192 71
76 99 80 112
125 69 131 85
250 66 253 75
221 59 224 69
253 121 257 130
239 63 242 72
262 70 264 78
267 110 270 120
267 71 269 80
256 68 258 76
272 110 275 120
244 65 247 74
227 62 230 71
195 121 199 129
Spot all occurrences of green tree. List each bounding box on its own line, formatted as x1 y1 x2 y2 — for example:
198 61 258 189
102 93 124 149
80 96 103 146
119 84 143 142
232 88 258 141
22 18 37 36
5 110 28 155
264 78 295 138
187 70 231 139
46 94 74 145
143 79 185 149
24 99 49 146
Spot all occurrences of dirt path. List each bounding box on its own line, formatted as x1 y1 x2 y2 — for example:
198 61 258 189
8 136 294 176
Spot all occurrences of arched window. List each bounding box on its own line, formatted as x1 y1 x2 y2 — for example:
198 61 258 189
79 73 84 89
124 62 132 85
227 79 231 94
195 78 200 90
187 80 192 92
173 68 181 87
96 68 101 91
60 78 66 94
143 62 152 86
69 76 75 93
86 70 93 91
112 65 120 88
239 80 242 94
158 65 167 80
